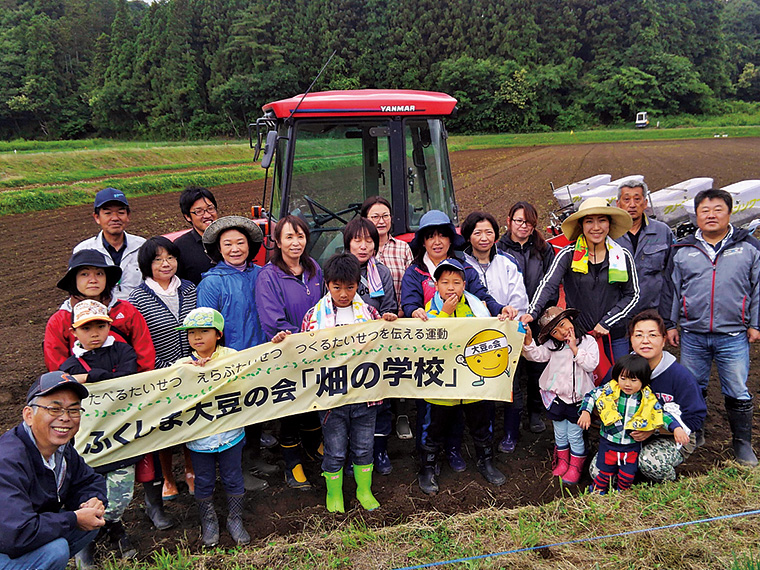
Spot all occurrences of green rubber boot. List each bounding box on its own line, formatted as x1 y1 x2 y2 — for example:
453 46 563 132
353 464 380 511
323 469 345 513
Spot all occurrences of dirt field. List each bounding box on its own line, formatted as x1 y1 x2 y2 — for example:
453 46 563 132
1 137 758 556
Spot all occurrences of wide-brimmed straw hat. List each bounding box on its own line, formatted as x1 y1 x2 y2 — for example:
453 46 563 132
56 249 122 294
560 197 632 241
202 216 263 262
537 306 580 344
409 210 465 253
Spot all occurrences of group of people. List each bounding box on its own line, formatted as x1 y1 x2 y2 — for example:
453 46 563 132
1 177 757 570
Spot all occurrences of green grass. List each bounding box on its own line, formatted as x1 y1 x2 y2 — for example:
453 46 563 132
2 123 760 216
447 125 760 151
98 464 760 570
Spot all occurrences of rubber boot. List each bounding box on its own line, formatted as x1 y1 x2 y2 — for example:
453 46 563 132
282 444 313 490
74 540 96 570
226 494 251 545
323 469 345 513
499 404 521 453
475 445 506 486
104 520 137 560
374 435 392 475
725 396 759 467
552 446 571 477
159 449 179 500
562 453 586 485
143 480 174 530
354 464 380 510
301 425 324 461
196 497 219 547
418 449 439 495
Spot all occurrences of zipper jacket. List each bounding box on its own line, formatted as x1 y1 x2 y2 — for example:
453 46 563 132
529 243 640 339
462 246 529 313
668 227 760 334
615 215 675 329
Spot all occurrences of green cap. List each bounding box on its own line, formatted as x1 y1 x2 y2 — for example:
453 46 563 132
176 307 225 332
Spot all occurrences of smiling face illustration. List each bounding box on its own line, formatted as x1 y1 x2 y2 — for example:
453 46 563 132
462 330 511 385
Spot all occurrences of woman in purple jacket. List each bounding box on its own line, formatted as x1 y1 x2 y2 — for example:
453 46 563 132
255 215 323 490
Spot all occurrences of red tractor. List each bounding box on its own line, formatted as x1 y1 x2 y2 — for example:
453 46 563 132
250 89 459 265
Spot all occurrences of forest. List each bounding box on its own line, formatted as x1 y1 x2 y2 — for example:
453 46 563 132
1 0 759 140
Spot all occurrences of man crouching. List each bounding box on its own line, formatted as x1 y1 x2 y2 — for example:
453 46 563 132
0 371 107 570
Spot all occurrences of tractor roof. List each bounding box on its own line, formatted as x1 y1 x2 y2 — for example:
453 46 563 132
262 89 457 119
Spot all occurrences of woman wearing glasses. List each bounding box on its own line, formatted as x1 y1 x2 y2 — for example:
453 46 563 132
360 196 413 314
590 309 706 483
360 197 415 441
497 202 556 436
129 236 197 507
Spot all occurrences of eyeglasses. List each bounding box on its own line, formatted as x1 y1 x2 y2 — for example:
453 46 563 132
30 404 85 418
511 218 534 228
152 255 178 264
368 213 391 222
632 333 663 340
190 206 217 217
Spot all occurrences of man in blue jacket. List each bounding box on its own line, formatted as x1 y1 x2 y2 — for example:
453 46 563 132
0 372 107 570
667 188 760 466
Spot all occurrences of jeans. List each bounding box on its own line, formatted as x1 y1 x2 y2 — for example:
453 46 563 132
319 403 377 472
0 528 98 570
374 401 392 438
553 419 585 456
188 439 245 499
680 330 751 400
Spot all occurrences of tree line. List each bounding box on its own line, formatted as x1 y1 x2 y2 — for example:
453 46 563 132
1 0 759 140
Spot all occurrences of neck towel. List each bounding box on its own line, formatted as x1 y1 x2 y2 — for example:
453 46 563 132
304 293 376 331
571 236 629 283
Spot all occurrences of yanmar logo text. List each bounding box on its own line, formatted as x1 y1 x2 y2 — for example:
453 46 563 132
380 105 415 112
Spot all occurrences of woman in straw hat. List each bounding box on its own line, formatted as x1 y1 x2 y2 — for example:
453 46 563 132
520 197 640 372
197 215 273 492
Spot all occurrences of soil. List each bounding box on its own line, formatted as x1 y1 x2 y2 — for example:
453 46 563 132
1 137 759 557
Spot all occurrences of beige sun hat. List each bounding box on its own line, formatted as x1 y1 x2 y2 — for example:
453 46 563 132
202 215 263 262
560 197 633 241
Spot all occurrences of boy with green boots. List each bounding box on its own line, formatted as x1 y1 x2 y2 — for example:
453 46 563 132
293 253 397 511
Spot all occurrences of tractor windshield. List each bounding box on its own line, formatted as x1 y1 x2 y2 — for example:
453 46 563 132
281 121 392 262
270 117 456 265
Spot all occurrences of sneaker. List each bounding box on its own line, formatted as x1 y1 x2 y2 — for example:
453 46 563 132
243 471 269 492
260 432 278 449
529 412 546 434
375 450 393 475
396 415 413 440
446 447 466 473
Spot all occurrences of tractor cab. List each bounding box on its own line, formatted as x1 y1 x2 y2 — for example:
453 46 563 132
251 90 459 265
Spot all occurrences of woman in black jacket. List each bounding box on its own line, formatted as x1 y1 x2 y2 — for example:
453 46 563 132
497 202 556 440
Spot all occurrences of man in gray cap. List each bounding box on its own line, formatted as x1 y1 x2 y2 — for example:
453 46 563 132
74 187 146 300
0 371 107 570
